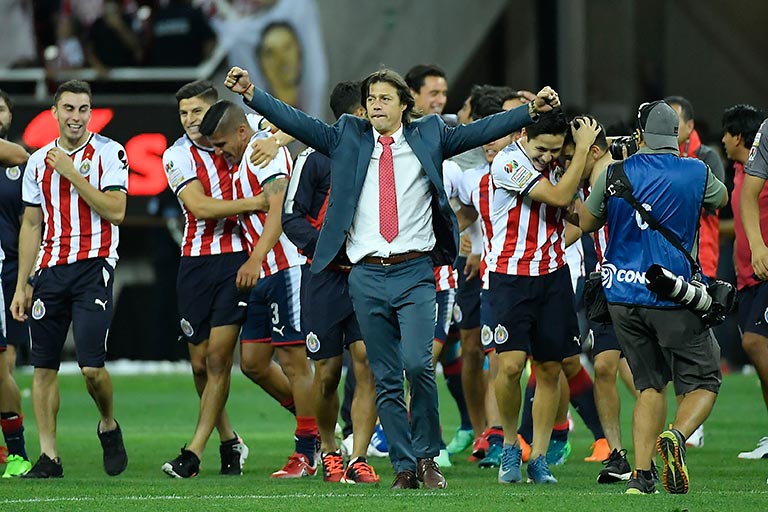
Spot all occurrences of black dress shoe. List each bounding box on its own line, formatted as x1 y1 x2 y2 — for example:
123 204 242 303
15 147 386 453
417 458 447 489
391 470 419 489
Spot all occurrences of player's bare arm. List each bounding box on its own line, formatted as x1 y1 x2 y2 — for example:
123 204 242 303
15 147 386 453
741 174 768 279
45 147 127 225
11 206 43 322
250 130 296 168
179 180 268 220
0 138 29 167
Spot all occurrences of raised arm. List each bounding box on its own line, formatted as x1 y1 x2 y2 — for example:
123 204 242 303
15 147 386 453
225 66 336 157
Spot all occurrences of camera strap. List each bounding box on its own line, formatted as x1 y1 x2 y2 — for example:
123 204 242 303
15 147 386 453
605 162 702 276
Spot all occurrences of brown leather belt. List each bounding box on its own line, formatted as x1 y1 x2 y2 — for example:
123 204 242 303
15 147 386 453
361 251 429 266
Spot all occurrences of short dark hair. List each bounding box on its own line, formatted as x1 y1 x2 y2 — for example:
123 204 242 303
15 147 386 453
722 104 765 148
525 108 568 139
471 93 503 121
175 80 218 105
0 89 12 112
563 115 608 151
53 80 92 106
664 95 694 121
361 69 415 124
404 64 446 93
329 81 362 120
199 100 247 137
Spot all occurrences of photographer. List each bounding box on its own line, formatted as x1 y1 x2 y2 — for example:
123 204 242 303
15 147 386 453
579 101 727 495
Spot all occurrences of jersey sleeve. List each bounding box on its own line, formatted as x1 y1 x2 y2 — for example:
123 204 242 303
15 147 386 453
162 145 197 196
745 119 768 180
21 154 42 206
100 142 129 192
441 160 463 199
491 153 542 195
584 167 609 219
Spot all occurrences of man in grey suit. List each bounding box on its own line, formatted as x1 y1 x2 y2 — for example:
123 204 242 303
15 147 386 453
225 65 560 489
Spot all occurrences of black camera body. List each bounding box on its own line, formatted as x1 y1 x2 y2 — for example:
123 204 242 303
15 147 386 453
609 135 639 160
645 264 737 326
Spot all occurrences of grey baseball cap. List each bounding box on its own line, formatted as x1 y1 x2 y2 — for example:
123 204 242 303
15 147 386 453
638 101 679 150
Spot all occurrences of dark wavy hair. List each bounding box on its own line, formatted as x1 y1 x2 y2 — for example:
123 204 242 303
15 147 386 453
360 69 416 125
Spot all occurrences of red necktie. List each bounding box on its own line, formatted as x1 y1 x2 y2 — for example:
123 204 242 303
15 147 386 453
378 136 398 242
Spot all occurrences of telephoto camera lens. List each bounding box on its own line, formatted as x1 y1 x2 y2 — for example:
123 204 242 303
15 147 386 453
645 264 712 313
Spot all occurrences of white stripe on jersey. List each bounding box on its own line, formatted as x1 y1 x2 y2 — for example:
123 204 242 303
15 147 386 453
22 133 126 270
486 142 567 276
163 135 246 257
462 164 494 289
235 133 306 277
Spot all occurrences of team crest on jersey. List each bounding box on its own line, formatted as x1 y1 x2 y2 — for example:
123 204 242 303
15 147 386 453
31 299 46 320
5 166 21 180
79 159 92 176
481 325 493 346
306 332 320 353
180 318 194 337
763 306 768 325
494 324 508 344
504 160 534 188
452 304 463 323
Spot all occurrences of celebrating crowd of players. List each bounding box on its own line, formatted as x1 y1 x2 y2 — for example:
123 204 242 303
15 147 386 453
0 59 766 495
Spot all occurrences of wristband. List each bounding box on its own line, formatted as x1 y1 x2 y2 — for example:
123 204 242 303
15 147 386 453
244 83 255 97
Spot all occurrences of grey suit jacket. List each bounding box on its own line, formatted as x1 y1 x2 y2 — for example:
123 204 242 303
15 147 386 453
244 89 534 272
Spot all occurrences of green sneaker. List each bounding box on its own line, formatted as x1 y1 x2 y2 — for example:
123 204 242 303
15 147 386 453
2 454 32 478
446 428 474 455
435 448 452 468
657 428 689 494
546 439 571 466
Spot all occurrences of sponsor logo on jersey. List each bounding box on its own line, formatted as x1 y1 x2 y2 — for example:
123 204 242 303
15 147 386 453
180 318 194 337
494 324 509 344
32 298 46 320
601 262 647 289
306 331 320 353
5 166 21 180
504 159 534 188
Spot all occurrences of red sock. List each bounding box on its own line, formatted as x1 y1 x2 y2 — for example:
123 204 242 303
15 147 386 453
295 416 318 438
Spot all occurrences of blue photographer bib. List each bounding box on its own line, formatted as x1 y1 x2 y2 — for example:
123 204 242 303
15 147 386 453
603 153 707 307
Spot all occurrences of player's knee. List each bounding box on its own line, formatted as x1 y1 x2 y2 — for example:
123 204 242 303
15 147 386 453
239 358 266 381
742 333 768 355
593 357 618 383
81 366 106 384
560 355 581 377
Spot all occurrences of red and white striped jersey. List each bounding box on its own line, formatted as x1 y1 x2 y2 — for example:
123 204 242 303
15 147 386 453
580 182 609 271
433 160 463 292
22 133 128 270
459 163 494 288
487 141 567 276
163 135 246 257
434 265 457 291
235 133 306 277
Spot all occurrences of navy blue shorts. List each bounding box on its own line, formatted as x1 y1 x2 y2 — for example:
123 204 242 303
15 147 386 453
301 267 361 360
479 289 497 354
588 319 621 356
488 266 581 362
738 282 768 338
455 256 481 330
241 265 303 346
177 252 249 345
434 288 456 344
29 258 114 369
1 258 29 350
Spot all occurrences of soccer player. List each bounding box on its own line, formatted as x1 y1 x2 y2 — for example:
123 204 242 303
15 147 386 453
159 80 268 478
0 88 32 478
281 81 379 484
487 111 599 484
11 80 128 478
200 100 317 479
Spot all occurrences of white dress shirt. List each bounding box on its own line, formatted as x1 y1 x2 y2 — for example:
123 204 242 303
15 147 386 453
346 125 436 263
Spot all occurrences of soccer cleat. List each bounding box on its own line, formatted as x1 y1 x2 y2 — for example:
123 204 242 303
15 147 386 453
585 437 611 462
546 439 571 466
321 451 344 482
657 428 689 494
597 448 632 484
98 422 128 476
220 434 249 475
478 442 502 468
20 454 63 479
526 454 557 484
367 424 388 458
446 428 474 455
737 436 768 459
162 448 200 478
342 458 380 484
625 470 659 494
517 434 531 463
497 443 523 483
435 448 452 468
2 454 32 478
340 433 354 459
469 430 490 462
686 424 704 448
271 452 317 478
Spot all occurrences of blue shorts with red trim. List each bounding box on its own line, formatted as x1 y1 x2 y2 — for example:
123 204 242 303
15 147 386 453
241 265 304 346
